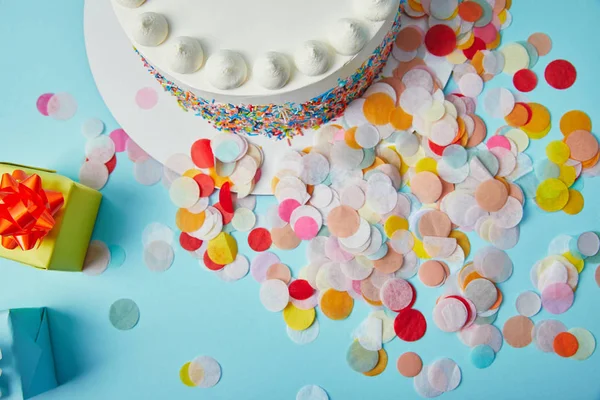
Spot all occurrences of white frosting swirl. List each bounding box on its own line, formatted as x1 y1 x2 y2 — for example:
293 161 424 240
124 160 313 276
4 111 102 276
294 41 331 77
253 52 291 90
168 37 204 74
115 0 146 8
132 12 169 47
329 19 368 56
205 50 248 90
353 0 399 21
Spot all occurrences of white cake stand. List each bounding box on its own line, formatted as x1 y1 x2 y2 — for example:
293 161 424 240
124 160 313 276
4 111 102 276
83 0 314 195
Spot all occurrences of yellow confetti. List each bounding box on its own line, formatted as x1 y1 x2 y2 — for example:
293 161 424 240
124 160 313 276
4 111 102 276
207 232 238 265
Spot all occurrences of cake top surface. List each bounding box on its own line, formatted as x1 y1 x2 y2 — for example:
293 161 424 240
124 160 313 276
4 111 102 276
112 0 399 100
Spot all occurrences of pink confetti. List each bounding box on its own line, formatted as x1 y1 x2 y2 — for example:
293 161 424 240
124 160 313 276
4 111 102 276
110 129 130 152
278 199 301 223
294 216 319 240
541 282 574 314
135 87 158 110
36 93 54 116
486 135 511 150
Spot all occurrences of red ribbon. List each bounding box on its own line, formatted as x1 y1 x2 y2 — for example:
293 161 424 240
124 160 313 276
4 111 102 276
0 170 64 251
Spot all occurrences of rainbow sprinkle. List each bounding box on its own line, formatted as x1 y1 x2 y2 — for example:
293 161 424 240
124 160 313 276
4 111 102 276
135 10 402 140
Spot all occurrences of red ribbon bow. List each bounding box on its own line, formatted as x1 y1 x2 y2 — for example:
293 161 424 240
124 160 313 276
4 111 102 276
0 170 64 251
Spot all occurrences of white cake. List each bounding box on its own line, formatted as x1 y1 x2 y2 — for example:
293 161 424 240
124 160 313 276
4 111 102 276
111 0 402 136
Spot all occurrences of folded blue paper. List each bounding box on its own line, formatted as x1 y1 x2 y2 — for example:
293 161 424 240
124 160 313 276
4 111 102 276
0 308 58 399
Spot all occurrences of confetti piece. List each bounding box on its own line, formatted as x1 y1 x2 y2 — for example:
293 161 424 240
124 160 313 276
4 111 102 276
545 60 577 90
347 341 379 373
428 358 461 392
569 328 596 361
47 92 78 120
109 298 140 331
134 158 163 186
553 332 579 357
321 289 354 320
287 320 320 345
527 32 552 56
503 315 534 348
560 110 592 137
179 362 196 387
110 129 129 152
513 69 537 92
296 384 329 400
36 93 53 116
135 87 158 109
144 240 174 272
259 279 290 312
425 24 457 57
394 308 426 342
470 345 495 369
81 118 105 139
79 161 109 190
516 291 541 317
108 244 126 268
283 303 315 331
83 240 111 276
189 356 221 388
542 282 574 314
397 352 422 378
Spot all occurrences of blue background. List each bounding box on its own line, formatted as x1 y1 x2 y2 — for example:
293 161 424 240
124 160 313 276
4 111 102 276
1 1 600 399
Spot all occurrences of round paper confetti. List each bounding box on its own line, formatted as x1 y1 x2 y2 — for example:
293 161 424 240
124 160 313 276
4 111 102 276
134 158 163 186
541 282 574 314
503 315 534 348
515 291 541 317
569 328 596 361
110 129 129 152
397 352 422 378
47 92 78 120
144 240 174 272
109 298 140 331
347 341 379 373
425 24 457 57
135 87 159 109
553 332 579 357
79 161 109 190
287 320 320 345
283 303 315 331
296 384 329 400
36 93 54 116
83 240 111 276
394 309 426 342
190 356 221 388
248 228 272 252
81 118 105 138
259 279 290 312
513 69 537 92
470 345 495 369
428 358 461 392
545 60 577 90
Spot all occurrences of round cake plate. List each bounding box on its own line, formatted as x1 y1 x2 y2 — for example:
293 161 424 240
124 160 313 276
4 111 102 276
83 0 314 195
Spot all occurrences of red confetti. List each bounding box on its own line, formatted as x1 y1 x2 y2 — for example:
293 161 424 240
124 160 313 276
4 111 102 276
427 139 447 157
394 308 427 342
105 155 117 174
462 37 486 60
190 139 215 168
288 279 314 300
203 251 225 271
424 24 456 57
248 228 272 252
179 232 202 251
193 173 215 197
545 59 576 90
213 202 233 225
253 168 262 185
219 182 234 213
513 69 538 92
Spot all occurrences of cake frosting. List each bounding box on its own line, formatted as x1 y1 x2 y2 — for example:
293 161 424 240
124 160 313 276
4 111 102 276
168 37 204 74
111 0 399 104
131 12 168 47
205 50 248 90
354 0 399 21
329 19 369 56
294 41 332 77
254 52 291 90
115 0 145 8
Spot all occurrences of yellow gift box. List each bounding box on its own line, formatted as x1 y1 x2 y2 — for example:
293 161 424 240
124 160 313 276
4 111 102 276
0 162 102 271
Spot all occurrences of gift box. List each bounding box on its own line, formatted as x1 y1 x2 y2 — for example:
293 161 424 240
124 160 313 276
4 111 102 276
0 308 58 399
0 162 102 271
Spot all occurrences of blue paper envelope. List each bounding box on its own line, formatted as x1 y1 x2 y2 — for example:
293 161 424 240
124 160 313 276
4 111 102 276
0 308 58 399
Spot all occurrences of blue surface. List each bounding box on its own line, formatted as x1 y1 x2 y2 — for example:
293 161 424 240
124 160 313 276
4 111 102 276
1 1 600 399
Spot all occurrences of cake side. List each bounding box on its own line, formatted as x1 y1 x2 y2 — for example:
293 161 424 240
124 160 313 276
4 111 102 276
135 9 402 139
